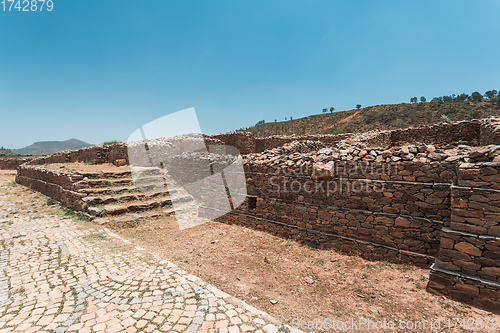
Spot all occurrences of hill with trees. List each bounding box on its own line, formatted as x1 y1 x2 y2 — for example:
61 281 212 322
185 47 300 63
239 90 500 137
0 147 17 157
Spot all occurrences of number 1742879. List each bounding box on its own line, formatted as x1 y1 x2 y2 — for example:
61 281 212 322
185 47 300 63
1 0 53 11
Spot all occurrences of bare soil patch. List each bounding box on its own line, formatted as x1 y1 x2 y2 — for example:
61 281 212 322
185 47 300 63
112 215 500 332
323 109 363 131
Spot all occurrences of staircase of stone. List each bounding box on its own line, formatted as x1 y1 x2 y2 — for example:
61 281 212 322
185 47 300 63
74 168 194 227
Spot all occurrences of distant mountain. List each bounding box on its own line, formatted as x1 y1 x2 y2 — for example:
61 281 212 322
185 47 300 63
12 138 93 156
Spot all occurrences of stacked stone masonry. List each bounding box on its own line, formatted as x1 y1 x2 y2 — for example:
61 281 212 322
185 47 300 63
427 158 500 311
0 156 36 170
213 131 353 154
13 117 500 313
16 165 88 210
390 120 481 145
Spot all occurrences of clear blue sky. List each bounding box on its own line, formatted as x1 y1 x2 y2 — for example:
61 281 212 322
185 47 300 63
1 0 499 148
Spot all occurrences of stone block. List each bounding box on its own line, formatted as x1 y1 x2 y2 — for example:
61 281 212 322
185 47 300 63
454 242 482 256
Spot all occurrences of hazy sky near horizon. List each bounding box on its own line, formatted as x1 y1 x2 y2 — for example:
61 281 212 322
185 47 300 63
1 0 500 148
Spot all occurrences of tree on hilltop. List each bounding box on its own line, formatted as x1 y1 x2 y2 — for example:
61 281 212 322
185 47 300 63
356 104 362 110
420 96 426 103
330 107 335 113
322 108 328 113
485 90 498 99
471 91 483 102
443 95 453 103
410 97 418 103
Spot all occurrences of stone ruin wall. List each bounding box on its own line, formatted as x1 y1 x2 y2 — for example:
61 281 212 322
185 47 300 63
390 120 481 145
211 132 353 155
16 165 85 210
23 144 130 166
0 156 37 170
11 117 500 312
216 151 454 267
427 161 500 311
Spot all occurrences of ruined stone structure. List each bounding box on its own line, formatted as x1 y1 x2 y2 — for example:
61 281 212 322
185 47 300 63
0 156 36 170
8 117 500 313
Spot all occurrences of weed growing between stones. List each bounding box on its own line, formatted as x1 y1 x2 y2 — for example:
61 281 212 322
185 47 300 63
59 206 89 222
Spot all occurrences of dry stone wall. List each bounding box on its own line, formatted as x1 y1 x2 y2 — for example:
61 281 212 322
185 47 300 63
254 133 353 153
480 117 500 146
390 120 481 145
211 132 256 155
427 160 500 312
25 144 129 166
209 132 353 154
16 165 86 210
212 142 470 268
0 157 37 170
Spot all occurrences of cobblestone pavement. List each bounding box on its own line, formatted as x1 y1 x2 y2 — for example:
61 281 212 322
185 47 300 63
0 175 292 333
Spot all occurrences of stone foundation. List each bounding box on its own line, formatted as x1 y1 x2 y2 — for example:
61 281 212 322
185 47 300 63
16 166 85 211
0 157 37 170
427 268 500 314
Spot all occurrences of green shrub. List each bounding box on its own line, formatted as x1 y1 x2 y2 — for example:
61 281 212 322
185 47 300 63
59 206 89 221
440 114 451 123
103 140 121 147
307 242 319 250
331 128 346 135
470 110 481 119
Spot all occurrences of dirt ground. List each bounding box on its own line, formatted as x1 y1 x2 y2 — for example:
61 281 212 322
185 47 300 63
111 216 500 332
2 170 499 332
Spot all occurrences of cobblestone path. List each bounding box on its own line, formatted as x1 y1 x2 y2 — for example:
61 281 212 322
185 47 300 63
0 174 290 333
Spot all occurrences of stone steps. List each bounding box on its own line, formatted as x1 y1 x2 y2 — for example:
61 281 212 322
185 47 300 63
71 171 131 180
84 193 194 223
74 175 165 189
81 190 169 206
77 184 162 196
86 196 176 216
92 202 194 228
75 173 170 195
72 166 195 227
73 167 162 180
